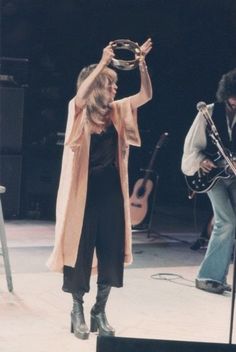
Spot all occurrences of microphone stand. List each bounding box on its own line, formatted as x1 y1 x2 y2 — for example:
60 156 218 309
198 102 236 344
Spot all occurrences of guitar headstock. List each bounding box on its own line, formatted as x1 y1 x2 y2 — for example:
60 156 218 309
155 132 169 149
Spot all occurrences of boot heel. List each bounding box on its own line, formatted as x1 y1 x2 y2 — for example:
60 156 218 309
90 315 98 332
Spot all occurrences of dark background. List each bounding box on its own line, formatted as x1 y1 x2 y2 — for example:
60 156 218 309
1 0 236 219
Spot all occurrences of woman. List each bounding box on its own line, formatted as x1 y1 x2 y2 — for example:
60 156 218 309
47 38 152 339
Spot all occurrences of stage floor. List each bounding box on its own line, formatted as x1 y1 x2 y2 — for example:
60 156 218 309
0 205 235 352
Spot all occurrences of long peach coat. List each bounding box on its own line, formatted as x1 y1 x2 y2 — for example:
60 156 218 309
47 96 141 272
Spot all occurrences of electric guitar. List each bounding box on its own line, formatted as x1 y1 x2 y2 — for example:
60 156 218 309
130 132 169 226
185 151 235 193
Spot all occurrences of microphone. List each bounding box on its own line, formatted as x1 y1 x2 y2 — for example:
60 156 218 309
196 101 207 111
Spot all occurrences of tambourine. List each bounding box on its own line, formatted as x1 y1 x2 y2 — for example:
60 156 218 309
110 39 142 70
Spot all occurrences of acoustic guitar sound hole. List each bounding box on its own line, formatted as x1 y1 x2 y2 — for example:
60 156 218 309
137 187 146 198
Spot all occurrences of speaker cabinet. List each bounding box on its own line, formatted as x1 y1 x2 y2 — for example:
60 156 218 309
0 87 24 153
21 155 61 219
0 155 22 219
96 336 236 352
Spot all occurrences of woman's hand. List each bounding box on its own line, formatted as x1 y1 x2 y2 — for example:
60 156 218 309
140 38 152 58
138 38 152 71
100 44 115 67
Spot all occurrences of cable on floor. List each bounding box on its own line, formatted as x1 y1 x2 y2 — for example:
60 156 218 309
151 272 195 288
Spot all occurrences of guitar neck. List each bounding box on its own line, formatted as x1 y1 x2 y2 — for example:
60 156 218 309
141 169 154 188
140 132 169 188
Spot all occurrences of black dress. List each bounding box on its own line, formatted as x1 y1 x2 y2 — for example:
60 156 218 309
63 123 125 293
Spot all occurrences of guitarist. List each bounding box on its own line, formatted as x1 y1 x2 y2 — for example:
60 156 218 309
182 68 236 294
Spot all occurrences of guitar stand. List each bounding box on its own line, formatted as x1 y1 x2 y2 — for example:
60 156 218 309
132 171 189 244
146 172 159 239
146 172 188 244
132 171 160 238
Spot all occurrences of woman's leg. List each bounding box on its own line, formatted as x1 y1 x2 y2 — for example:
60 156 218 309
91 165 125 335
63 182 99 338
96 166 125 287
90 284 115 336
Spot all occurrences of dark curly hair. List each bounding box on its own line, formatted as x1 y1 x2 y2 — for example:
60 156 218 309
216 68 236 102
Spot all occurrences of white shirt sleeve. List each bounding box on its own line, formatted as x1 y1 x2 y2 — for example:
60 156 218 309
181 104 214 176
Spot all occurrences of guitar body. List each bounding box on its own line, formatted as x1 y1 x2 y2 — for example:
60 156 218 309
185 167 230 193
130 178 153 225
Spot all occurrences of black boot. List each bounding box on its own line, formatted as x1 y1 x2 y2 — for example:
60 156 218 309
90 284 115 336
71 292 89 339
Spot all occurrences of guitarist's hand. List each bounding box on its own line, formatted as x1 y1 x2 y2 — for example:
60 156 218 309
200 158 217 173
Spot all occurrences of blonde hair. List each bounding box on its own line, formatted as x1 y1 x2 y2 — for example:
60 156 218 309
76 64 117 127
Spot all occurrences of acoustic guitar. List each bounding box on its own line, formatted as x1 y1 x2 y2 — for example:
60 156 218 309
130 132 169 226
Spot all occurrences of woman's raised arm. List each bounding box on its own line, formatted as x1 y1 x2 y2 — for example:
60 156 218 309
129 38 153 109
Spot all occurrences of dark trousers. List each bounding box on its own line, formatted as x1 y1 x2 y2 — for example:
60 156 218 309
63 164 125 293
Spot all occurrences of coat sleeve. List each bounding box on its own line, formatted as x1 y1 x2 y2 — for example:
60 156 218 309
181 104 214 176
46 98 87 271
113 97 141 147
65 97 86 151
